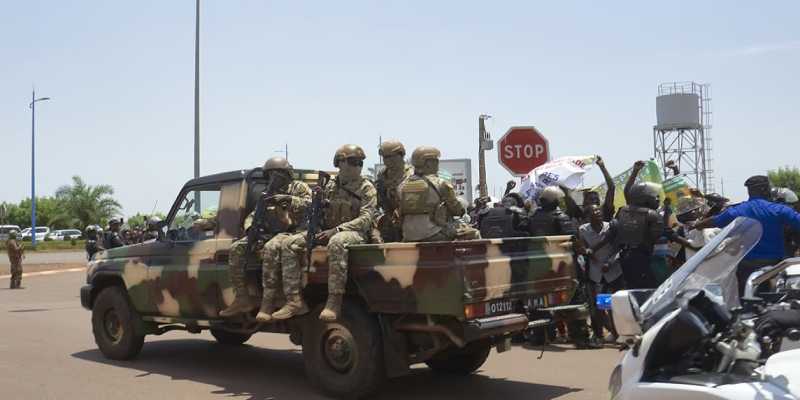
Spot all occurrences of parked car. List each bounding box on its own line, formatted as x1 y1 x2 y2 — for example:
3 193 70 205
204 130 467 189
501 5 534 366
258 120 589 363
0 225 21 241
48 229 83 241
21 226 50 241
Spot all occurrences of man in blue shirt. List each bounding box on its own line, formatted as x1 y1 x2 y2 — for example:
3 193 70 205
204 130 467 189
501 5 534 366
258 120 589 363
693 175 800 295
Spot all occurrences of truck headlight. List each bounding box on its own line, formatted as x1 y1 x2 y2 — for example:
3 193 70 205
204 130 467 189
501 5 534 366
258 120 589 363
608 364 622 399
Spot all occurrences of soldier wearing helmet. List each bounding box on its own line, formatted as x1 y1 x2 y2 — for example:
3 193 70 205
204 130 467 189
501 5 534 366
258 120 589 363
375 139 413 242
103 218 125 249
221 156 312 319
276 144 377 322
591 179 664 289
141 216 163 242
526 186 576 237
85 225 104 260
6 230 24 289
398 146 480 242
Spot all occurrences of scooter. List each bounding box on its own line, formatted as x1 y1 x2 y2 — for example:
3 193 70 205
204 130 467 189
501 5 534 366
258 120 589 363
608 217 800 400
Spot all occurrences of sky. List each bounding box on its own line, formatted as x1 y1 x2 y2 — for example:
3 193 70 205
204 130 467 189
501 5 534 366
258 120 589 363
2 1 799 219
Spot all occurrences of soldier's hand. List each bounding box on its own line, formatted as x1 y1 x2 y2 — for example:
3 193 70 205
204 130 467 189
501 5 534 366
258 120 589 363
595 155 604 167
633 160 646 171
316 228 337 242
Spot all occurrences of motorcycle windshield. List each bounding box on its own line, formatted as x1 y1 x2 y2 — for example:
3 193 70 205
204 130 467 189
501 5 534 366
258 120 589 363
639 217 762 326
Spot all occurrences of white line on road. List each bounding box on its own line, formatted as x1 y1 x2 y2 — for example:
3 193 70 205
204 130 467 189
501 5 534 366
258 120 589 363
0 267 85 280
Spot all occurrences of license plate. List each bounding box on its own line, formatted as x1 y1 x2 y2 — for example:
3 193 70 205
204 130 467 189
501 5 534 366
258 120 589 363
484 299 515 316
527 296 547 309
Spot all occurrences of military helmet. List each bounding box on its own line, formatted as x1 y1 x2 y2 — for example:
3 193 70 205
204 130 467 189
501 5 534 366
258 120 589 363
379 140 405 157
410 146 441 168
263 156 292 173
85 225 97 234
108 218 121 225
147 216 162 229
629 182 661 209
539 186 565 203
333 144 367 167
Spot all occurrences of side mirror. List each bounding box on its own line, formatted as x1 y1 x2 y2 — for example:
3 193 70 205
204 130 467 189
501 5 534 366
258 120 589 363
612 290 643 338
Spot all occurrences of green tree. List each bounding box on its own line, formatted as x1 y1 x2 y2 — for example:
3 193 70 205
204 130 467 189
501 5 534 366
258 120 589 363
768 166 800 194
127 212 166 230
2 198 68 229
55 176 122 229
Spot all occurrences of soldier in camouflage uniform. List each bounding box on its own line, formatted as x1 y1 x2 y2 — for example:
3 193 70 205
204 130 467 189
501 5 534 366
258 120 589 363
6 230 24 289
375 140 414 243
279 144 377 322
220 157 312 317
253 159 312 322
399 146 480 242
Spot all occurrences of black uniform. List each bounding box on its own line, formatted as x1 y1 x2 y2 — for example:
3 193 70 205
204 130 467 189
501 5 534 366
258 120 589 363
478 205 528 239
526 208 576 236
611 205 664 289
103 231 124 249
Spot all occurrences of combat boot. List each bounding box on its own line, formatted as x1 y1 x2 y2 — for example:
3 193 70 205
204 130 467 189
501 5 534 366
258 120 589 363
219 266 254 317
271 293 309 320
255 293 276 323
319 294 343 322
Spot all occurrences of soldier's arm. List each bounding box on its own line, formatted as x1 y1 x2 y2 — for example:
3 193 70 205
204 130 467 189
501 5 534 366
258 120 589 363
441 181 465 216
289 182 313 212
337 181 378 233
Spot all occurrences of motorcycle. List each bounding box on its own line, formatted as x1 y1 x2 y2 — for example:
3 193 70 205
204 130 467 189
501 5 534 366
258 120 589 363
609 217 800 399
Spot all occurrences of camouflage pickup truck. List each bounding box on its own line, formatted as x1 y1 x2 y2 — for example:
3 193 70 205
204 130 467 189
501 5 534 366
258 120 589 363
80 168 582 398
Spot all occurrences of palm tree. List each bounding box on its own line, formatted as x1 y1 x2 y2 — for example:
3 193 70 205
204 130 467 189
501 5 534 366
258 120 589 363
55 176 122 229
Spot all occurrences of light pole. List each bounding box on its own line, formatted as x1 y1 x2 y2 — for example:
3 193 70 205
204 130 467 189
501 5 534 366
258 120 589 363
29 90 51 248
193 0 201 213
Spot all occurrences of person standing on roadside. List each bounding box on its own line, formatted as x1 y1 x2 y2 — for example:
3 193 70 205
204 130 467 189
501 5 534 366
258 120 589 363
6 230 24 289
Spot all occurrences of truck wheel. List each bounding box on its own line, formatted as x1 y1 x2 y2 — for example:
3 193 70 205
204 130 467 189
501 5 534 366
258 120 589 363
91 286 145 360
302 300 386 399
210 329 252 345
425 340 491 375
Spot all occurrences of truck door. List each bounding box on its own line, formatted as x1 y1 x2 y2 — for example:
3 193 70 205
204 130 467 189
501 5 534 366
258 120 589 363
149 184 225 319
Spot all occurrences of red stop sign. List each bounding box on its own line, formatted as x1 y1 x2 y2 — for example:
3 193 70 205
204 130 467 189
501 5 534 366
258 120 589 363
497 126 550 176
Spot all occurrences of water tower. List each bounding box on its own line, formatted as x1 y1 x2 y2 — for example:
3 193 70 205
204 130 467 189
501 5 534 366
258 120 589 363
653 82 715 193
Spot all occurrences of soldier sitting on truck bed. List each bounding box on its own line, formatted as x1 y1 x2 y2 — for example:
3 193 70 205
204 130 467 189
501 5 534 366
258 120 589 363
220 157 312 317
398 146 480 242
375 139 414 243
280 144 377 322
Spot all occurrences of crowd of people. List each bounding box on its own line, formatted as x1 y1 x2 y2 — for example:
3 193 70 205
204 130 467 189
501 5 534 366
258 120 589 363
467 157 800 347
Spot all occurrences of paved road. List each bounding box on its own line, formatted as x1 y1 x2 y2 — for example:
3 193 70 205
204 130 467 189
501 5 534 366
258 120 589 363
0 250 86 266
0 270 622 400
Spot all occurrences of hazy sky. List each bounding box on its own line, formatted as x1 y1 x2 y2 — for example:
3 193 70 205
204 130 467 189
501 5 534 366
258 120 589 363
2 1 798 218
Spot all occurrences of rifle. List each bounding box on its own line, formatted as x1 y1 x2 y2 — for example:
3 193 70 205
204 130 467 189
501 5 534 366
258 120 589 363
246 172 281 253
305 171 331 272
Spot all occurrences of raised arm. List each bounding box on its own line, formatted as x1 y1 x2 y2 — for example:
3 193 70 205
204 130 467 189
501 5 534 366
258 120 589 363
624 161 645 205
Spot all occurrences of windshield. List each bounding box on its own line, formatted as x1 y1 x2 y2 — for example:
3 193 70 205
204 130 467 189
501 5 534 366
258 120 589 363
639 217 762 326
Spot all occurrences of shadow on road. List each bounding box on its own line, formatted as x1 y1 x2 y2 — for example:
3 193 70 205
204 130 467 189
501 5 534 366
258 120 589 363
72 339 581 400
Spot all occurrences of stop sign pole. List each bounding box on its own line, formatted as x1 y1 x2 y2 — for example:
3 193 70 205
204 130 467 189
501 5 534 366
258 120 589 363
497 126 550 177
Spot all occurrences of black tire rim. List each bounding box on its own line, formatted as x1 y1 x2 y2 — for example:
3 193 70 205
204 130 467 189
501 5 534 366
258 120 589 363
322 326 357 373
103 308 124 344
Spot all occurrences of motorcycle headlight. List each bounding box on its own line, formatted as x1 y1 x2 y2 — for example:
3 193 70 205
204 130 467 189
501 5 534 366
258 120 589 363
608 364 622 399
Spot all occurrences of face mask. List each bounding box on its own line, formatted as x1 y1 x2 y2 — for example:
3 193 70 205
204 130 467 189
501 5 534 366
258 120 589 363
338 164 362 182
384 155 404 172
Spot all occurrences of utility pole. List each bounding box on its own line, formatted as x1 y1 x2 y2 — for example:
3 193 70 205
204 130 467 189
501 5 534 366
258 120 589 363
193 0 201 212
29 90 51 248
477 114 493 199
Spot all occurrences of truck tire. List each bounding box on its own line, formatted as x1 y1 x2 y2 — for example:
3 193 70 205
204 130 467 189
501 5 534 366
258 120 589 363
91 286 145 360
425 340 491 375
302 300 386 399
210 329 252 345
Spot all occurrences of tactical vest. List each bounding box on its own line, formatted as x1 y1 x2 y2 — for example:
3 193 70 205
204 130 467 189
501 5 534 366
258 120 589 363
377 165 412 213
323 179 364 230
615 206 653 247
528 209 574 236
479 207 519 239
400 175 447 241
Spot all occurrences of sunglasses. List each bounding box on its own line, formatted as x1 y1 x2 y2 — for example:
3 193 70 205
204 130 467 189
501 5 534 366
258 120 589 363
344 158 364 167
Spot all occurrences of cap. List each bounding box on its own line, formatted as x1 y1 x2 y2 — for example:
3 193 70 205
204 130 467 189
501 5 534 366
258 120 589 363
744 175 770 188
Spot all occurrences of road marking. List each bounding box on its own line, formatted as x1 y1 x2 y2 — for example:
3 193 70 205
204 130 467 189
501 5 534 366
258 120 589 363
0 267 84 279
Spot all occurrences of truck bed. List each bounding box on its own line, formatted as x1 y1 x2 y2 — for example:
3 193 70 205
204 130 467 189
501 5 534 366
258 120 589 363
306 235 577 319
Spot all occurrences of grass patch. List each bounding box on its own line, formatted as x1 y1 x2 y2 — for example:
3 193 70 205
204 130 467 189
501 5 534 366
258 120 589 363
1 240 86 252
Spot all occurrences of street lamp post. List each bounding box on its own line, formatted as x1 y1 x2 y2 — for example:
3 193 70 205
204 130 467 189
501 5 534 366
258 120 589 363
29 90 51 248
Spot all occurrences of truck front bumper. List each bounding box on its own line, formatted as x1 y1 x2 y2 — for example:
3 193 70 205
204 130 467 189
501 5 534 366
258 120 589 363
80 285 93 310
463 313 529 342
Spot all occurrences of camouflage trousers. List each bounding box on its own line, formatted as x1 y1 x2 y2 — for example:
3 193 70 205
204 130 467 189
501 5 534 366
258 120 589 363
421 222 481 242
228 237 263 296
9 261 22 289
261 232 300 300
283 230 365 295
